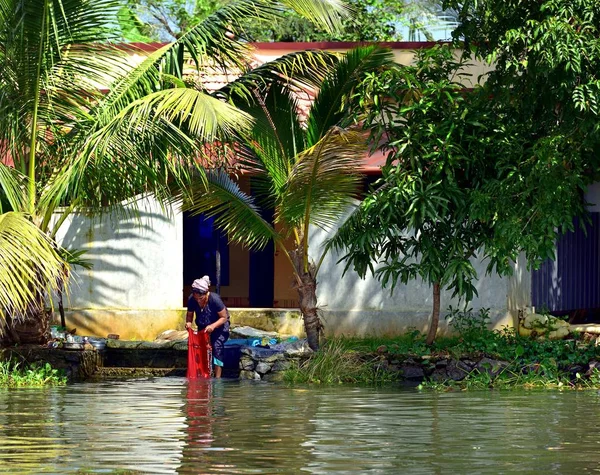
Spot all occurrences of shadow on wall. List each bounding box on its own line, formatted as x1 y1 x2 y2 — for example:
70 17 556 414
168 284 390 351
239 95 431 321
308 203 513 336
53 201 180 311
508 253 532 327
61 309 185 340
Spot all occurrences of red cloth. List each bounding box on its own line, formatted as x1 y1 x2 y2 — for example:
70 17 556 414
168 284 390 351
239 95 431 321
187 328 212 379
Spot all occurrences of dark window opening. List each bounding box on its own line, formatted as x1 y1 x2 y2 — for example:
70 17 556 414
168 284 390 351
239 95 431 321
183 212 229 303
360 174 382 199
248 178 275 307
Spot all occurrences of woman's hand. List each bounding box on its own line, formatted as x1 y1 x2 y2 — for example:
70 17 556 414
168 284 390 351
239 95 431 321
205 325 214 334
185 322 193 330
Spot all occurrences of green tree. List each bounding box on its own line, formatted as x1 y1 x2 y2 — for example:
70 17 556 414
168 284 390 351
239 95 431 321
244 0 416 41
329 46 503 344
123 0 447 42
444 0 600 268
121 0 225 41
179 46 395 350
0 0 348 343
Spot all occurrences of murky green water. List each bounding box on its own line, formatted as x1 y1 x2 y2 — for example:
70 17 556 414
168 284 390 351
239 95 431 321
1 379 600 474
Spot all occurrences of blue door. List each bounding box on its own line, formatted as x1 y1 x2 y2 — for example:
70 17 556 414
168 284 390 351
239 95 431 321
532 213 600 319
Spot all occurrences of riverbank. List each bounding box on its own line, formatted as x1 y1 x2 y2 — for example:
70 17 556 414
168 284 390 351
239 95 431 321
284 326 600 389
4 312 600 389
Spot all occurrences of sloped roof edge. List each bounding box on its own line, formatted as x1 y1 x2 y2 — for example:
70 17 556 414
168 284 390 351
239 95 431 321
119 41 451 53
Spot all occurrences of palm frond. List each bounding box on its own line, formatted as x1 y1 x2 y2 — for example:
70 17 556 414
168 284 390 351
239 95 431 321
217 50 339 105
305 45 396 146
279 128 366 233
180 169 280 251
0 212 67 321
280 0 350 33
91 1 279 128
0 0 128 172
58 247 93 270
0 163 27 213
236 83 307 201
39 88 253 214
109 87 254 143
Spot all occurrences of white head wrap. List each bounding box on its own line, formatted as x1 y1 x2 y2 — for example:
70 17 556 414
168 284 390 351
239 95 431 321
191 275 211 293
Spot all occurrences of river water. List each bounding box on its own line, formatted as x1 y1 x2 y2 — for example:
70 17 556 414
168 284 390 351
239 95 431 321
1 378 600 474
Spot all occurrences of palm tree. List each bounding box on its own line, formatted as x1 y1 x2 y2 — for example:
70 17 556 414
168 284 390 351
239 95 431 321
0 0 349 343
0 212 69 341
179 46 395 350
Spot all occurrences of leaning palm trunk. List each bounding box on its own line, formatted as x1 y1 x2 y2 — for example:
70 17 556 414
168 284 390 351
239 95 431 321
291 248 321 351
2 295 49 345
11 309 49 344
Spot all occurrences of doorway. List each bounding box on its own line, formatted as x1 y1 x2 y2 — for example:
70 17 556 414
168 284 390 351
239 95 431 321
532 214 600 322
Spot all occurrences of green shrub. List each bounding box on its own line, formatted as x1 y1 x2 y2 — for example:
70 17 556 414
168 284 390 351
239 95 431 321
421 307 600 390
443 307 589 363
0 360 67 387
283 307 600 389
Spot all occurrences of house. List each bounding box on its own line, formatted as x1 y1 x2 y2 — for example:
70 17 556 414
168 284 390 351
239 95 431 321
53 42 531 340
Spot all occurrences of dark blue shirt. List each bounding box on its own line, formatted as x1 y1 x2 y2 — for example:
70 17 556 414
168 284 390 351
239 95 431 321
187 293 230 333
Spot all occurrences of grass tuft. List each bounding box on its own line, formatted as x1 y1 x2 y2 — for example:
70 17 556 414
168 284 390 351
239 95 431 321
283 338 396 384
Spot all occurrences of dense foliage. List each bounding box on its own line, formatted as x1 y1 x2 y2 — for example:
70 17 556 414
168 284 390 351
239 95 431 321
332 1 600 344
331 46 505 344
444 0 600 268
286 309 600 389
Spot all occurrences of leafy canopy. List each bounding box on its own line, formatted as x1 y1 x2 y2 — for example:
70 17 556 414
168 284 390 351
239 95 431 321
330 46 504 301
445 0 600 267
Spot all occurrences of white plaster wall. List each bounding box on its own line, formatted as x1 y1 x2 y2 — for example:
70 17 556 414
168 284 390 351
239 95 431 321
308 204 515 337
54 196 183 310
508 253 532 321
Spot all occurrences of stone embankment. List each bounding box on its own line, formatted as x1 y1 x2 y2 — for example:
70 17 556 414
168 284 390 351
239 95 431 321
0 346 102 380
0 327 312 381
375 354 510 382
238 340 313 381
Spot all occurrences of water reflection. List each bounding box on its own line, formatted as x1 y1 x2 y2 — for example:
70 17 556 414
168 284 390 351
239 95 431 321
1 380 600 474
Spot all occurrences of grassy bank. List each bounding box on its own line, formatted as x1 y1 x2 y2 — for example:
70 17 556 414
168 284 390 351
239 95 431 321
283 338 398 384
284 309 600 390
0 361 67 387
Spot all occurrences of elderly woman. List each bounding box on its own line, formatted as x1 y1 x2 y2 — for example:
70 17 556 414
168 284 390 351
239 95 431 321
185 276 230 378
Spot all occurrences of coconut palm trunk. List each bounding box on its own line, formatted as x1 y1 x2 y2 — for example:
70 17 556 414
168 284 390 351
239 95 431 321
291 248 321 350
11 308 49 344
4 288 49 345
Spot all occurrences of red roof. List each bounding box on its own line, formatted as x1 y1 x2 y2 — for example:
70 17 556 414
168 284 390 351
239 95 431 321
122 41 447 53
1 141 14 167
362 148 387 174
